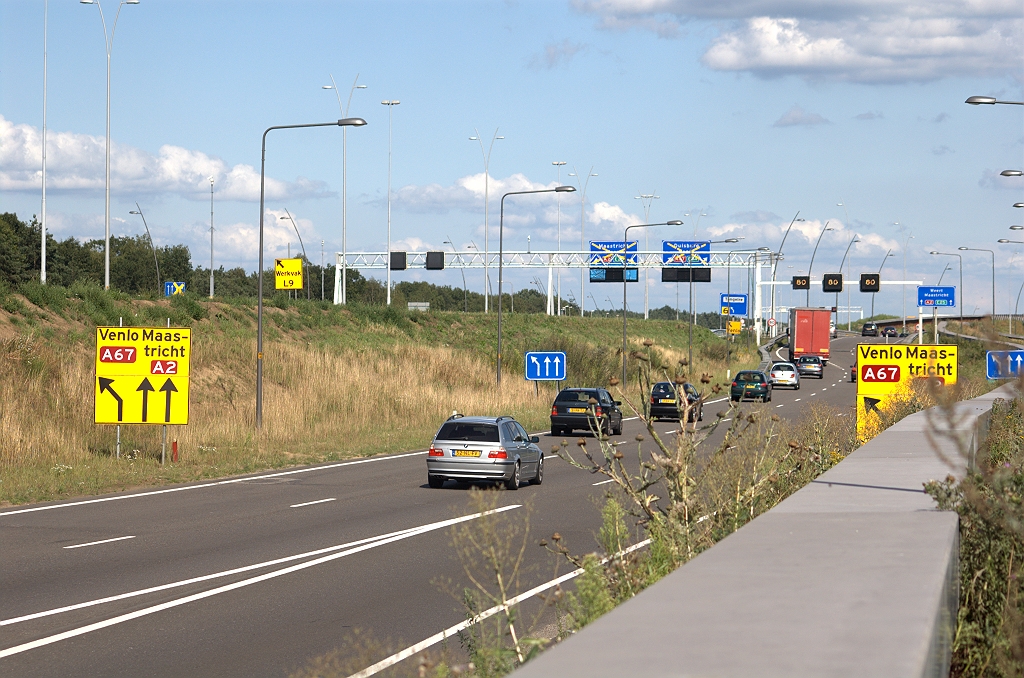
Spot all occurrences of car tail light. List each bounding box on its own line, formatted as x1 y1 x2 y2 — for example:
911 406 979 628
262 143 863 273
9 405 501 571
488 449 508 459
650 396 655 403
551 405 558 416
428 446 444 457
595 406 603 417
732 382 737 387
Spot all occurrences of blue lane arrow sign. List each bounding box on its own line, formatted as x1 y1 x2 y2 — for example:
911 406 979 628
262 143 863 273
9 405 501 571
525 351 567 381
987 350 1024 379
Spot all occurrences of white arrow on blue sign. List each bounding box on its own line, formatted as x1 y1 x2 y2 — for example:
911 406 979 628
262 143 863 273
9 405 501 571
986 350 1024 380
525 351 567 381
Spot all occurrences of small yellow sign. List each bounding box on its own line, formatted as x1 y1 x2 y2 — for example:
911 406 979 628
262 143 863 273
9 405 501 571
856 343 957 439
727 321 742 335
275 258 303 290
94 327 191 425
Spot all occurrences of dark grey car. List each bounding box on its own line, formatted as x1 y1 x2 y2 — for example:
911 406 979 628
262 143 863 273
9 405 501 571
426 415 543 490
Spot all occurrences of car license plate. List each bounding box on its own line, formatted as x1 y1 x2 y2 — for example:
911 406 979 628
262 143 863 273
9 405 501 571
745 385 755 389
568 407 587 413
659 398 675 404
453 450 481 458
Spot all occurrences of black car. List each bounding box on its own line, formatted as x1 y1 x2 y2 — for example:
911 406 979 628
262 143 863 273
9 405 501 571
882 326 897 337
649 382 703 422
550 388 623 436
730 371 772 403
862 322 879 337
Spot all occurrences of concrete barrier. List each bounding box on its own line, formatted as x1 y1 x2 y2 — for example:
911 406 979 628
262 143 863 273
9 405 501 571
513 384 1017 678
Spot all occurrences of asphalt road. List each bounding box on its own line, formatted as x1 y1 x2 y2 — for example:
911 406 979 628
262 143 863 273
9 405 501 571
0 334 877 677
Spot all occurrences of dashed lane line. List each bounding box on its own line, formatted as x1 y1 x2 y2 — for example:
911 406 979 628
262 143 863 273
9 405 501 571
290 498 336 509
592 479 615 486
63 536 135 550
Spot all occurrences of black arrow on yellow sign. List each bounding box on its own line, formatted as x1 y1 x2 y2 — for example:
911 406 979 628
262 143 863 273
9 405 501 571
159 378 178 423
137 378 155 422
99 377 123 422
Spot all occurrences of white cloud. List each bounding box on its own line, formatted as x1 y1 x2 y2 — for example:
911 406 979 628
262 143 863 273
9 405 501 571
773 104 830 127
575 1 1023 82
529 39 587 69
0 115 331 202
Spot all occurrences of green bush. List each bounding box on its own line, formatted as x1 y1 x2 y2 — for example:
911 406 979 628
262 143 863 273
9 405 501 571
18 280 68 313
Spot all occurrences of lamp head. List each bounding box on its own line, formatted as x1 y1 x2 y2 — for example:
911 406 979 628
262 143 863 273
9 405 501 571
554 186 576 193
129 210 140 215
1001 170 1023 177
966 96 997 105
356 85 367 89
80 0 95 3
322 85 334 90
958 246 968 250
724 238 740 243
930 251 940 255
758 247 771 251
1011 225 1024 230
999 239 1012 243
469 136 478 140
666 220 683 225
338 118 366 126
1015 204 1024 208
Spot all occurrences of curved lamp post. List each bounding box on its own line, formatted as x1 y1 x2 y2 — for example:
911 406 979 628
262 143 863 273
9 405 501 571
256 118 366 429
930 251 963 333
837 234 860 330
496 186 576 385
620 220 683 385
279 209 309 300
128 204 160 294
874 250 895 319
81 0 140 289
770 212 804 335
806 222 833 306
470 129 503 312
958 246 995 316
569 167 597 316
322 74 367 304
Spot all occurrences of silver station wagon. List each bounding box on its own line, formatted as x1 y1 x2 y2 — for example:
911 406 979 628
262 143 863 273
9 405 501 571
426 415 543 491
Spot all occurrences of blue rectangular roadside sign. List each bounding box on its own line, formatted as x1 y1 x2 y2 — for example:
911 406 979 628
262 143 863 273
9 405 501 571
525 351 567 381
987 351 1024 380
588 241 637 266
720 293 748 316
164 281 186 296
663 240 710 265
917 286 956 308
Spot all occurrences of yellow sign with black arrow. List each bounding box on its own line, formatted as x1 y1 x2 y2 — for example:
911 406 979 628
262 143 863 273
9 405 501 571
275 258 303 290
94 327 191 425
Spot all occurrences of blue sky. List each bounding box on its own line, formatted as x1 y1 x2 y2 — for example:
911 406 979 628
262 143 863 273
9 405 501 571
1 0 1023 317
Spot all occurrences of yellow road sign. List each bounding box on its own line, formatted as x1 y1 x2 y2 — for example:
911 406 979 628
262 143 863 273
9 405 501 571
94 327 192 425
727 320 742 335
856 343 957 439
275 258 303 290
95 375 189 424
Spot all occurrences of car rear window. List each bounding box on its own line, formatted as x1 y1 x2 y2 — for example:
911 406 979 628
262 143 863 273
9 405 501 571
799 357 819 364
736 372 763 383
435 422 499 442
556 390 597 403
652 383 675 396
772 364 794 372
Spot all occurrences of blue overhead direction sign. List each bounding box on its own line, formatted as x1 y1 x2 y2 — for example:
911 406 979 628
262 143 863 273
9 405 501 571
663 240 710 266
917 286 956 308
720 293 748 316
525 351 567 381
589 241 637 267
987 351 1024 380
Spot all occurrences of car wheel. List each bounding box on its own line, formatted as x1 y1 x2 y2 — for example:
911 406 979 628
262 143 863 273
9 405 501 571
698 406 703 421
505 462 520 491
613 421 622 436
428 475 444 489
795 383 800 390
531 456 544 485
551 426 562 436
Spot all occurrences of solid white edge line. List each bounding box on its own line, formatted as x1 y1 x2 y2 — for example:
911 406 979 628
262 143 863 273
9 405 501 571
289 498 337 509
0 506 520 645
704 396 728 405
592 479 615 486
345 539 653 678
63 536 135 550
0 450 429 518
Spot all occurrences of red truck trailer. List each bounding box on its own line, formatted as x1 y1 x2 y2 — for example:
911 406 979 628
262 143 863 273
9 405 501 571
788 307 832 364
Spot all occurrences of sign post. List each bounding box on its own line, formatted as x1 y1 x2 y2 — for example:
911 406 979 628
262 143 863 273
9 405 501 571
95 327 192 463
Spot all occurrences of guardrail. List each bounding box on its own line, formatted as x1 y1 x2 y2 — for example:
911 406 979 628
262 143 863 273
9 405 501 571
513 384 1017 677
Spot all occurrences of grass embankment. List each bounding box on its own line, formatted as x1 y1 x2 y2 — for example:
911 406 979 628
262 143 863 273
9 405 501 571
0 282 758 506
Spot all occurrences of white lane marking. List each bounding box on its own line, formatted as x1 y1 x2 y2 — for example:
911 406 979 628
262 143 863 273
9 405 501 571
544 455 559 460
0 450 430 518
775 404 784 408
290 498 336 509
592 479 615 486
811 393 817 396
794 399 801 402
345 539 653 678
63 536 135 550
0 506 520 634
705 397 728 405
721 418 732 422
821 388 827 391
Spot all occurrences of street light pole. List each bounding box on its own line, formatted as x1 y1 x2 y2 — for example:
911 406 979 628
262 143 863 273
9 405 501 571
280 209 309 300
41 0 48 284
497 186 575 386
930 251 963 333
958 247 996 317
837 234 860 329
470 129 503 313
256 118 366 429
621 220 683 385
553 161 566 315
770 212 804 334
209 177 215 298
874 250 895 319
445 237 468 312
323 74 367 305
81 0 139 290
569 167 597 317
806 222 833 306
634 193 660 320
382 99 401 307
128 203 160 295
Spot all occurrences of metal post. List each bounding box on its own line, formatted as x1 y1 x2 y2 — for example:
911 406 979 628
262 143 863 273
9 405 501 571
770 212 802 337
129 204 161 295
209 177 215 297
321 240 325 301
41 0 48 284
382 100 399 305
